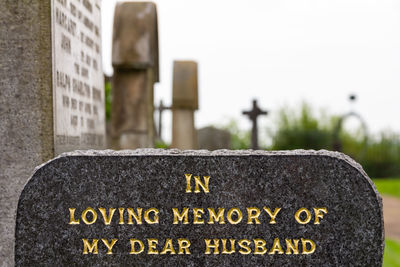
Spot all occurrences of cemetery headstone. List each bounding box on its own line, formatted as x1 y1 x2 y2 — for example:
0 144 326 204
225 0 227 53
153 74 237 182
171 61 199 149
111 2 159 149
15 150 384 266
198 126 232 150
0 0 105 264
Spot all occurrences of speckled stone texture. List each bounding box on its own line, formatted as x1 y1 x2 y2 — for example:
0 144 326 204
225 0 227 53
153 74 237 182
15 150 384 266
1 1 53 266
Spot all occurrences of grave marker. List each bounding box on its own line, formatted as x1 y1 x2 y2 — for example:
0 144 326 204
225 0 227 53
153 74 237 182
111 2 159 149
198 126 231 150
171 61 199 149
15 150 384 266
243 100 267 150
0 0 105 264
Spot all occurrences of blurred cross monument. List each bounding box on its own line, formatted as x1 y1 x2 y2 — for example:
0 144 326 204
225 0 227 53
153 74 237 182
156 100 170 140
171 61 199 149
111 2 159 149
243 100 268 150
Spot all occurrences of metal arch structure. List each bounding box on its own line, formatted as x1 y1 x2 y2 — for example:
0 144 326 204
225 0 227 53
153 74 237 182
332 111 369 155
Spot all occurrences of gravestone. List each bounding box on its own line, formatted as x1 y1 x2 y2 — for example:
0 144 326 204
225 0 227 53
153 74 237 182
198 126 232 150
171 61 199 149
111 2 159 149
15 150 384 266
0 0 105 265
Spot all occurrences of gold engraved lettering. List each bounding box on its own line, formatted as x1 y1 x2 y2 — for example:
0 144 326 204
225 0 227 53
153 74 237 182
185 174 192 193
172 208 189 224
204 239 220 254
208 208 225 224
102 239 117 255
82 239 98 254
227 208 243 224
247 207 261 224
194 176 210 193
69 208 80 224
295 208 312 224
99 208 116 225
147 239 159 254
130 239 144 254
178 239 191 254
82 207 97 225
238 239 251 255
127 208 142 224
314 208 328 224
269 238 284 254
118 208 125 224
263 207 281 224
302 238 316 254
160 239 176 255
285 239 299 254
254 239 267 255
193 208 205 224
221 239 235 254
144 208 159 224
185 174 210 193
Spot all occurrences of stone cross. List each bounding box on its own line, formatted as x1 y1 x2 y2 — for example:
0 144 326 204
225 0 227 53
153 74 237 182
0 0 105 265
111 2 159 149
15 150 384 266
242 99 268 149
156 100 171 140
171 61 199 149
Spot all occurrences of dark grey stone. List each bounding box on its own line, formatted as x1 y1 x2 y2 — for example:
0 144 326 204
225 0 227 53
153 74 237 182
15 149 384 266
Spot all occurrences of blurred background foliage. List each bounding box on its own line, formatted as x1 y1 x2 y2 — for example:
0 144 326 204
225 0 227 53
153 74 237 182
223 103 400 178
269 104 334 150
222 120 251 150
105 80 112 121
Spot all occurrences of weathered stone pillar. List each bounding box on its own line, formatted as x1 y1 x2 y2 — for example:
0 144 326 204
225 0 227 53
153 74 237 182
171 61 199 149
111 2 159 149
0 0 105 265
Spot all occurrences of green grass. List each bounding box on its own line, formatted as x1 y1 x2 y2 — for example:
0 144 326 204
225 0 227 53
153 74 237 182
384 239 400 267
372 178 400 266
372 178 400 199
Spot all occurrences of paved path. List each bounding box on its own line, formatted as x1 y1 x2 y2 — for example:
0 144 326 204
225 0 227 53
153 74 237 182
382 195 400 242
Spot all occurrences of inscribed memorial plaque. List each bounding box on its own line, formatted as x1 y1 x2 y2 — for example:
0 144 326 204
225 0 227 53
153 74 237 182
53 0 105 154
15 150 384 266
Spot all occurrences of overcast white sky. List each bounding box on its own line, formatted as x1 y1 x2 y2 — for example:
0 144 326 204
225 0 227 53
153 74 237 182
102 0 400 143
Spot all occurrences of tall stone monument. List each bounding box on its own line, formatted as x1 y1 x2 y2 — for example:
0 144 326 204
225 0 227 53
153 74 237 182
111 2 159 149
171 61 199 149
0 0 105 265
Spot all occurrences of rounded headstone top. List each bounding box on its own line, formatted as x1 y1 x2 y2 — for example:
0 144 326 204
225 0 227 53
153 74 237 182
17 149 383 266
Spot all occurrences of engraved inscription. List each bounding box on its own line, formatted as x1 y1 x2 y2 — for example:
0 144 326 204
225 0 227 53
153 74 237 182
53 0 105 154
66 175 328 256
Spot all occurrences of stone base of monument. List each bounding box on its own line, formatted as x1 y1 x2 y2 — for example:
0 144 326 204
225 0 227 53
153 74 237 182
15 150 384 266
